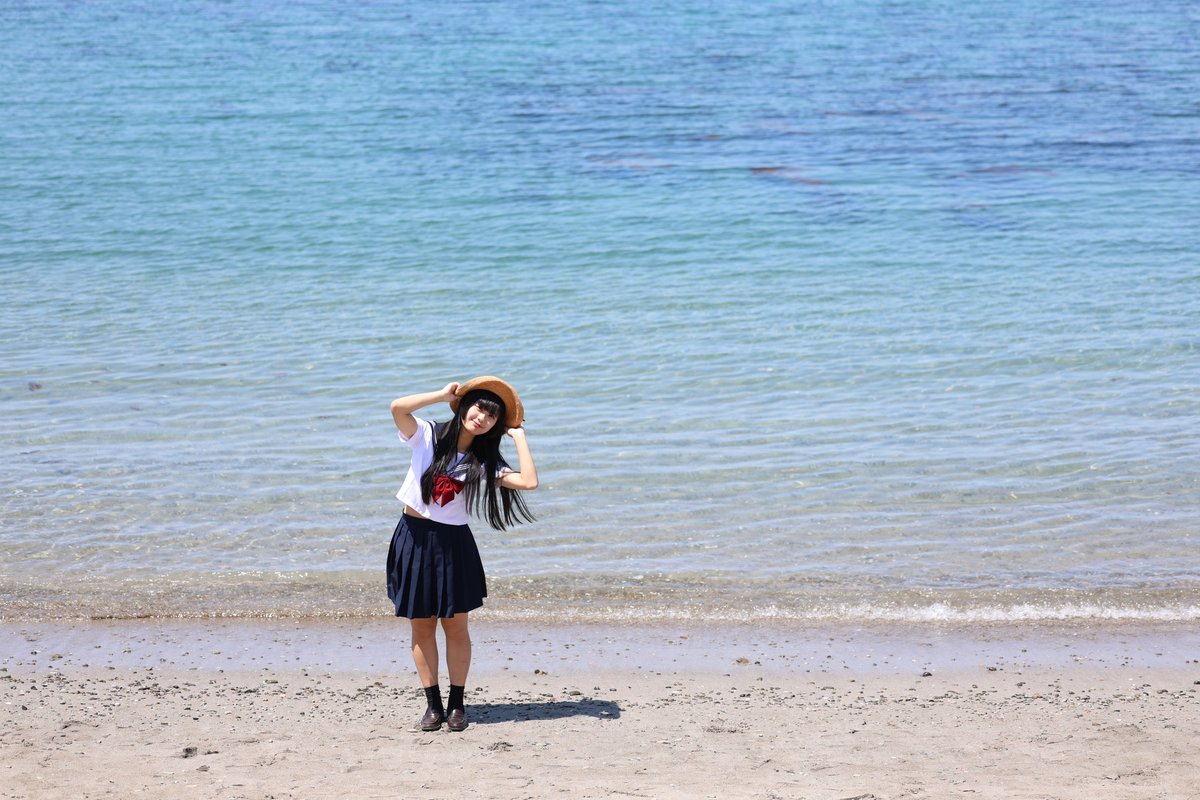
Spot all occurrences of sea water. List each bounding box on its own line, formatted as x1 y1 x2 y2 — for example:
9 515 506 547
2 0 1198 623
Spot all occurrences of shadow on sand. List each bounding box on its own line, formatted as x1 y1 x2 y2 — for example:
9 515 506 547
473 699 621 724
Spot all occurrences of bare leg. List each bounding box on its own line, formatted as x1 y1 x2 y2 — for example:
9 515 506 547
441 613 472 687
410 616 440 687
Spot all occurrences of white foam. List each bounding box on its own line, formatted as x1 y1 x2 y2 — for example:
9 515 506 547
493 601 1200 625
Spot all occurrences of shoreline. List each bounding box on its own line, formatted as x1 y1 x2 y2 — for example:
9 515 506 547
3 575 1198 627
4 619 1198 799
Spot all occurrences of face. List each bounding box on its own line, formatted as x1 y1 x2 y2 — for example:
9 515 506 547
462 402 499 435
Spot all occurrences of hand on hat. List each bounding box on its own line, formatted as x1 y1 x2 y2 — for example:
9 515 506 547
440 382 460 402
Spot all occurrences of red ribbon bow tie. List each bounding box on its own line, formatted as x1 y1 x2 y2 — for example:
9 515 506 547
432 475 464 507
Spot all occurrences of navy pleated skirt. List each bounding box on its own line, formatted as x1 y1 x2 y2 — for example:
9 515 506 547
386 513 487 619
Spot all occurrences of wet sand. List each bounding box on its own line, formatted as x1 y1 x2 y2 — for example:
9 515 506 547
2 619 1198 799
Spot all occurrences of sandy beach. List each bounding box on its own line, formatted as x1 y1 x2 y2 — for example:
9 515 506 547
2 619 1197 799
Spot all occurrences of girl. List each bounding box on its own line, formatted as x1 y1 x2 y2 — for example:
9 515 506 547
387 376 538 732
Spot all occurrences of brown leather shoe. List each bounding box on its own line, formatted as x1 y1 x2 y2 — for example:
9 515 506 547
446 707 468 732
420 706 444 731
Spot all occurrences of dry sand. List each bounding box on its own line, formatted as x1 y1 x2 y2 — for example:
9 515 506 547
2 619 1198 799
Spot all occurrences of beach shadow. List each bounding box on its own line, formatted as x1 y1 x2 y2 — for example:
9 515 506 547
473 700 621 724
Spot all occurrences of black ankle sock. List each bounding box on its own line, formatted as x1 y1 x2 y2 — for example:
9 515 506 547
424 684 444 715
447 684 465 712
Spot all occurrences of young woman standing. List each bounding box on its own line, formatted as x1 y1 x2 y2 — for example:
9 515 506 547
387 376 538 732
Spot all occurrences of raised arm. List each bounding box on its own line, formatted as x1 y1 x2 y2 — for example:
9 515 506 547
390 382 459 439
499 427 539 490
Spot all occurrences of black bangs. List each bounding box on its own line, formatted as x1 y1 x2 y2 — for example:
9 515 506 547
475 397 502 415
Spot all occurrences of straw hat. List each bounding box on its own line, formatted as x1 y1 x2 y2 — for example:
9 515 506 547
450 376 524 428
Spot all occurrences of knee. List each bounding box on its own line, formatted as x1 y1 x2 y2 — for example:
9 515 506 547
410 619 438 647
441 620 471 646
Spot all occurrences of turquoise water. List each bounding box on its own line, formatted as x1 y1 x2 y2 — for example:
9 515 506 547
2 0 1198 622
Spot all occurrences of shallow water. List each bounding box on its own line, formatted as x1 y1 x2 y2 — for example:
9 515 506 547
2 0 1198 622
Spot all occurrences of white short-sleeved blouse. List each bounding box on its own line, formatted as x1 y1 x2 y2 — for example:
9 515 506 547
395 418 510 525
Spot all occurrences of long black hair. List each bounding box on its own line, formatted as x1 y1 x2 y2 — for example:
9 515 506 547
419 389 535 530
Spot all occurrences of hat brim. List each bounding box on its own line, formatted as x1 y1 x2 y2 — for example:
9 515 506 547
449 376 524 429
